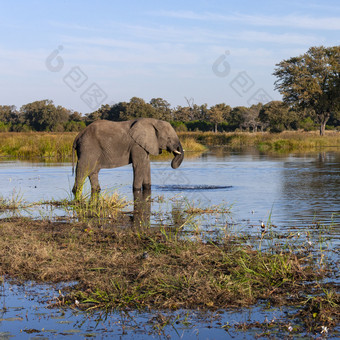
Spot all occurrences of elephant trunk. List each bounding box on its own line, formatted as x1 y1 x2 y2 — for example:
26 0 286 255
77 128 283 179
171 142 184 169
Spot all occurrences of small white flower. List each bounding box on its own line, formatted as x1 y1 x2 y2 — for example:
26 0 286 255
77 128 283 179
288 325 293 332
75 299 80 306
321 326 328 334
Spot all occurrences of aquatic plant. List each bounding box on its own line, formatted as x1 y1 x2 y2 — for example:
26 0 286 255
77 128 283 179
0 190 25 210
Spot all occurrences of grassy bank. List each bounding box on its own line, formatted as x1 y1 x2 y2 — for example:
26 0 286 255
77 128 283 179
0 131 339 160
0 132 76 160
0 132 206 160
179 130 340 152
0 130 339 162
0 195 338 334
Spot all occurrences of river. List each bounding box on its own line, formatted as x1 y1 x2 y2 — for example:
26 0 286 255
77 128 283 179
0 147 339 338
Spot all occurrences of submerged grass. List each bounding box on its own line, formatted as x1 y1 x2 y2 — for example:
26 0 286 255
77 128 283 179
0 190 26 210
47 191 129 223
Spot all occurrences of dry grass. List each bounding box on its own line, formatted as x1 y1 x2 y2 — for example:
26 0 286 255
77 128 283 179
180 137 207 152
0 216 338 327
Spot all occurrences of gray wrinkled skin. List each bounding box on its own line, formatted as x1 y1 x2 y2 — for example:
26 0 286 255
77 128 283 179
72 118 184 198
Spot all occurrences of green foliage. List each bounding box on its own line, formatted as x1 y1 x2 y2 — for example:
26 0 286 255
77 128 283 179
20 99 70 131
0 105 20 125
171 121 187 132
207 103 231 132
0 121 11 132
150 97 172 121
64 120 86 132
274 46 340 135
260 101 299 132
299 117 317 132
186 120 213 132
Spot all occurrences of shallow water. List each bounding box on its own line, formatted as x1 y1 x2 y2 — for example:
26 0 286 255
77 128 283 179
1 279 298 339
0 147 339 338
1 148 339 228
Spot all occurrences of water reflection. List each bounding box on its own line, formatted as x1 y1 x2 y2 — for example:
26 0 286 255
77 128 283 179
281 151 340 226
133 189 151 228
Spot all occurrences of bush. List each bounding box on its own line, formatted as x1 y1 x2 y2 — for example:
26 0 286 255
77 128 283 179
186 120 213 132
171 121 187 132
300 117 317 131
65 121 86 132
0 121 10 132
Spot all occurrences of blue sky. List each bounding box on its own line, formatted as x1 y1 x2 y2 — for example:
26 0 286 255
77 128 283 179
1 0 339 114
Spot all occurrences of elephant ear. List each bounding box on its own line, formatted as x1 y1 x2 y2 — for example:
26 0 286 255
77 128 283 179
129 119 160 156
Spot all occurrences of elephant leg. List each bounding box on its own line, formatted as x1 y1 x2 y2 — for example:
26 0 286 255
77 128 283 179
133 189 151 228
89 170 101 199
72 162 87 200
142 160 151 192
131 146 151 192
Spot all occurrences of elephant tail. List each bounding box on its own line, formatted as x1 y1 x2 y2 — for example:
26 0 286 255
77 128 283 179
72 127 87 175
72 138 77 176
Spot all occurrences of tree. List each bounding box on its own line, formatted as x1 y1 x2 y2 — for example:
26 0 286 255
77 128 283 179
123 97 156 120
240 104 263 132
207 104 231 132
172 105 192 122
228 106 249 130
274 46 340 135
259 101 299 132
150 98 172 121
0 105 21 130
86 103 122 122
69 111 83 122
20 99 70 131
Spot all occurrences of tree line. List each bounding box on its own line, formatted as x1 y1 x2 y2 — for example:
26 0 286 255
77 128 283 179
1 46 339 134
0 97 338 133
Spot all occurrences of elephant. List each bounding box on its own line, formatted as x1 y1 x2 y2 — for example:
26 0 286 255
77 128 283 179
72 118 184 199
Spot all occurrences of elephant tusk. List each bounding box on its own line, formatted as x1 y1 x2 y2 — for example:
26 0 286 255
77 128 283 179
173 150 181 155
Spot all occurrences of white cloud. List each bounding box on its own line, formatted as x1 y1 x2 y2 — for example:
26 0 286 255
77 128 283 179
152 10 340 31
